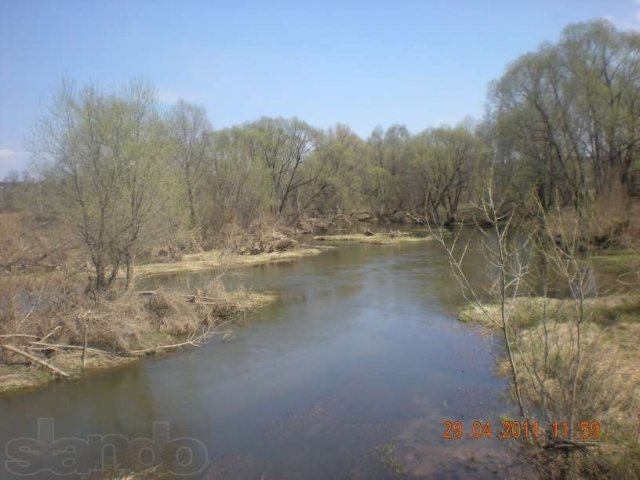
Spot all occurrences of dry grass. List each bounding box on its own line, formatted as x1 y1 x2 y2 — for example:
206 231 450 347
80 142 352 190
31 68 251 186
543 200 640 251
0 212 82 274
459 294 640 478
0 364 51 393
222 224 299 255
513 319 640 478
0 273 275 395
314 231 431 245
135 247 326 278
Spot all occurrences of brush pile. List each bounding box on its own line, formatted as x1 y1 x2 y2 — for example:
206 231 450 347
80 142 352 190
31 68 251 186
222 222 299 255
0 273 268 392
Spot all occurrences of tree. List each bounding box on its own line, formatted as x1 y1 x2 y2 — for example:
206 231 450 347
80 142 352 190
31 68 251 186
489 20 640 217
363 125 411 215
407 124 483 224
207 126 271 231
167 101 212 230
297 124 367 216
31 80 170 290
250 117 318 216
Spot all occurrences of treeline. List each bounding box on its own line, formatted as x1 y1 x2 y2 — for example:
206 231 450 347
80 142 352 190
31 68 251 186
5 20 638 289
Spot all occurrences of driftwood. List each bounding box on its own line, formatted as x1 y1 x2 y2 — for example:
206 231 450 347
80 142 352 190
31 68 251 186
126 318 235 356
27 342 113 356
406 212 427 224
40 325 61 343
127 340 202 356
0 334 40 340
0 343 71 378
140 290 215 300
140 291 222 303
543 440 600 453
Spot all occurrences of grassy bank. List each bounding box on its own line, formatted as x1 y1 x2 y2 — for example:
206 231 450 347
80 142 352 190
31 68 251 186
314 231 431 245
135 246 328 278
458 293 640 477
591 248 640 276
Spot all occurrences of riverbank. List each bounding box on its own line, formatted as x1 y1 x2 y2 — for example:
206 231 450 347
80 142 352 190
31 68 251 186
0 232 333 396
458 293 640 477
135 245 329 278
314 231 431 245
0 280 276 395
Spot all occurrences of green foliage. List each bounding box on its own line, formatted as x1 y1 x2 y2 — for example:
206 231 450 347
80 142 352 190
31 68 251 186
489 20 640 212
32 80 173 289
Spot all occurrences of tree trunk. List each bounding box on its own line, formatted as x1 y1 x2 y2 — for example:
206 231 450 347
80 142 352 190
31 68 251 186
95 255 107 290
125 252 135 290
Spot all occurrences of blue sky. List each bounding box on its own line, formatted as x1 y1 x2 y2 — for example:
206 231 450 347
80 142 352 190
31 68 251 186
1 0 638 176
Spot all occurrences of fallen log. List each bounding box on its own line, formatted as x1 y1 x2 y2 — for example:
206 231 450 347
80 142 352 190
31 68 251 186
127 340 201 356
0 343 71 378
0 334 40 340
27 342 113 356
40 325 61 343
139 291 220 303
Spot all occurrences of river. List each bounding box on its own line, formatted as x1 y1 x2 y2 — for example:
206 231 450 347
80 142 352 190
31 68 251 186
0 238 528 479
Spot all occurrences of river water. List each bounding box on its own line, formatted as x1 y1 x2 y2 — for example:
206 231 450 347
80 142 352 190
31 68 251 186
0 238 527 479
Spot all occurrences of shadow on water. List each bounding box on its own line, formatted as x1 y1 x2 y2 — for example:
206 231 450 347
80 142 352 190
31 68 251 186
0 237 531 479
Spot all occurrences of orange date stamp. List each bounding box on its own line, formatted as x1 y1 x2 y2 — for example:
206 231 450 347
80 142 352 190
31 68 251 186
442 419 601 441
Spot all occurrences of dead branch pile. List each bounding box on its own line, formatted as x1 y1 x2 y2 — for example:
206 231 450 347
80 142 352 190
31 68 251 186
222 222 299 255
0 272 261 388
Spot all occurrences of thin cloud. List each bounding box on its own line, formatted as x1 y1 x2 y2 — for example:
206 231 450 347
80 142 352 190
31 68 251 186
606 1 640 30
0 149 17 159
157 89 200 105
0 149 29 178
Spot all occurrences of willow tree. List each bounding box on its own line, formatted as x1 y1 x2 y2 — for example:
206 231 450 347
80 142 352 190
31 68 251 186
32 80 170 290
297 124 367 215
406 124 484 224
207 126 271 231
167 100 212 230
363 125 411 215
490 20 640 215
249 117 318 216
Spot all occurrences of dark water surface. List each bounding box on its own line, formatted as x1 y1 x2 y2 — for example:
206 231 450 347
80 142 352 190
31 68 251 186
0 240 525 479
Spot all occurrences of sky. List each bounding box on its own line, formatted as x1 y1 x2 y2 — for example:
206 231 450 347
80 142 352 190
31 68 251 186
1 0 639 177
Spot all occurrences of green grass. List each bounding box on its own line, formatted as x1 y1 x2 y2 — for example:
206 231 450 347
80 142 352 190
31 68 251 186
458 294 640 329
591 248 640 275
0 364 52 393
